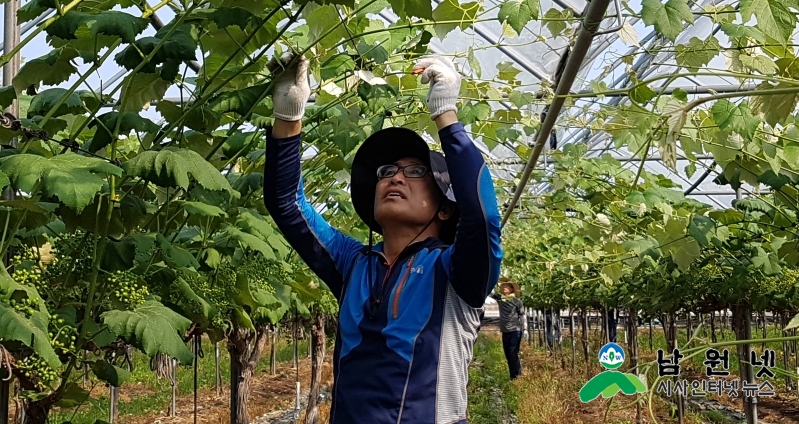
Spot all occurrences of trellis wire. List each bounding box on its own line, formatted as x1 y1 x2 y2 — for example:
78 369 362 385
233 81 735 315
0 113 123 168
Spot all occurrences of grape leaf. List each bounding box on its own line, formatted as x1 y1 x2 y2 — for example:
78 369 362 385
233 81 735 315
13 47 79 94
630 83 657 104
711 99 759 141
76 0 138 11
467 48 482 78
305 5 349 49
720 22 766 43
46 11 149 44
0 86 15 110
208 83 269 116
123 148 237 196
236 208 275 240
752 246 781 275
85 112 160 153
0 271 61 369
750 82 799 126
675 37 720 71
54 383 91 408
155 236 198 271
601 263 624 282
89 361 131 387
285 278 323 304
102 300 194 364
388 0 434 19
118 73 171 114
740 0 795 43
321 54 356 81
739 53 778 75
220 224 276 259
498 0 539 35
207 0 279 15
17 0 56 23
27 88 85 117
684 162 697 178
787 313 799 330
543 8 569 37
208 7 256 30
356 40 389 65
0 153 123 212
618 21 640 46
115 22 198 72
641 0 694 42
174 278 219 324
432 0 482 39
181 201 228 217
496 62 521 82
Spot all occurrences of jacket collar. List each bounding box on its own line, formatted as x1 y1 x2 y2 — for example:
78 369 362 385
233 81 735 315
370 237 446 263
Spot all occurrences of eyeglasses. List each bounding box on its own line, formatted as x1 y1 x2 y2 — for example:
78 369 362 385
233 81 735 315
376 164 428 179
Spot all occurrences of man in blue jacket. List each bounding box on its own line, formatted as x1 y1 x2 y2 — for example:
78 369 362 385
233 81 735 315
263 53 502 424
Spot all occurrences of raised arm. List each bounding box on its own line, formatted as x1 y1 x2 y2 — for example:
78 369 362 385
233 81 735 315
263 54 363 300
438 117 502 307
413 56 503 308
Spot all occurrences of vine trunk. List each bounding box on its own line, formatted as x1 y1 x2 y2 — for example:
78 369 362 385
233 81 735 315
228 325 269 424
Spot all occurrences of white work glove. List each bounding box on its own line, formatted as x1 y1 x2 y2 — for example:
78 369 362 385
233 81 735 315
267 52 310 122
413 56 461 120
523 330 529 341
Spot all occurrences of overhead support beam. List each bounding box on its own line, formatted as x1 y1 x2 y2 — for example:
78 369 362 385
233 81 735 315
492 154 715 165
500 0 613 227
121 82 756 110
551 0 584 16
0 8 55 51
687 190 766 196
428 0 553 83
470 25 558 84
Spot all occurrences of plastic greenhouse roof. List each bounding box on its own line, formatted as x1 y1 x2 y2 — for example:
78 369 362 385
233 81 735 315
1 0 772 210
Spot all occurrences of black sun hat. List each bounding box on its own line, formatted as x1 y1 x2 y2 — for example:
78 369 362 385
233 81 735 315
350 127 459 245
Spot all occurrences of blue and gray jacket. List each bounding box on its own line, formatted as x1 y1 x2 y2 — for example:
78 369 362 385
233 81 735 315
263 122 502 423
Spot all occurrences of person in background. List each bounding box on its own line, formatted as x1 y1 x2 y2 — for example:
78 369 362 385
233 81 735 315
545 309 561 351
606 308 617 343
490 278 527 379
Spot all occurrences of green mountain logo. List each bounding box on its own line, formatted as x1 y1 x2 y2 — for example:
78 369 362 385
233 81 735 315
579 343 647 402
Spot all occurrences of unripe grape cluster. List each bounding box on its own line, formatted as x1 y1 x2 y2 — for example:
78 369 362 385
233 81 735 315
317 290 338 314
9 297 39 317
242 257 284 294
44 231 95 282
48 314 77 355
16 355 58 389
109 270 149 307
10 247 44 289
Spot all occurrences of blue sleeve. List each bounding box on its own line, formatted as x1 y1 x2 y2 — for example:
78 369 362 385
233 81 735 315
263 131 364 301
438 123 503 308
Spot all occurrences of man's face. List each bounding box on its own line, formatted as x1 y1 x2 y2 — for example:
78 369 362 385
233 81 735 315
500 285 512 296
374 157 443 230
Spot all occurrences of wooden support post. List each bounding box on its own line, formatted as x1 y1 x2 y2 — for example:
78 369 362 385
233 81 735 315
215 342 222 397
271 330 277 376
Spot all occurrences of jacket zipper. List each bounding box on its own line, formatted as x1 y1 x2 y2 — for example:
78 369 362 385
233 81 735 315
391 257 415 319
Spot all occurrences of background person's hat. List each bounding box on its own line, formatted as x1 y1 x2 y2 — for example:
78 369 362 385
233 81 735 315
498 277 521 297
351 127 459 245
